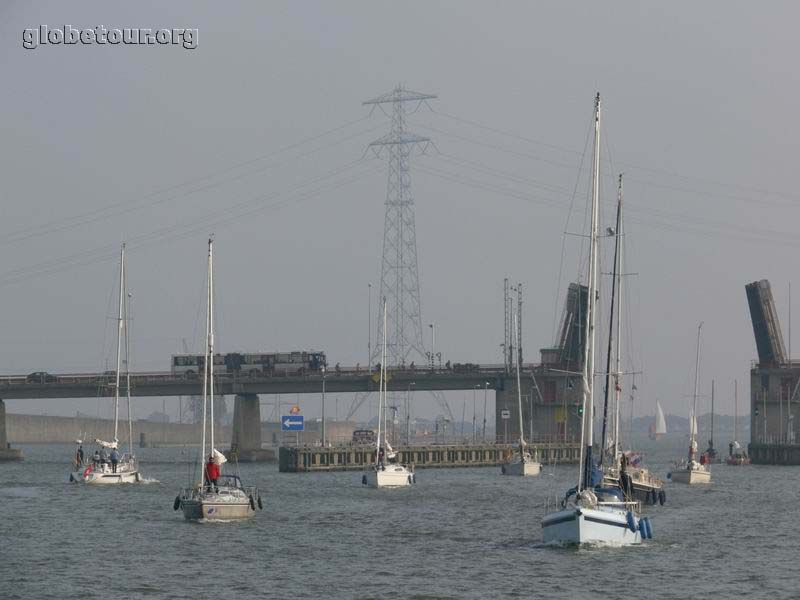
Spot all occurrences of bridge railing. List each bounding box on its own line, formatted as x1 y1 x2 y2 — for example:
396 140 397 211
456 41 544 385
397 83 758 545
0 362 544 387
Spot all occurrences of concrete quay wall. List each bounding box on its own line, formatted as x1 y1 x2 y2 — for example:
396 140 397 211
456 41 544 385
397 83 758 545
279 442 582 473
6 413 231 446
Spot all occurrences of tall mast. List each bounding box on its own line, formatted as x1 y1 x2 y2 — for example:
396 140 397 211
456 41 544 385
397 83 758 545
599 174 623 466
376 300 387 462
612 176 624 461
690 322 703 462
711 379 715 449
113 243 125 444
198 239 211 487
734 379 738 442
513 311 525 447
123 261 133 456
579 92 601 492
209 237 215 455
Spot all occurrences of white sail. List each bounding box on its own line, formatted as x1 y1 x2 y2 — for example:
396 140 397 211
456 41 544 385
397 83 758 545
689 409 698 437
212 448 228 465
655 402 667 435
93 438 119 449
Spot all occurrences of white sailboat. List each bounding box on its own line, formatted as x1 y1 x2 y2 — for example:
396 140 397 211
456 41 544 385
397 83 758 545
70 244 141 484
669 322 712 484
598 180 664 505
542 94 648 545
501 311 541 476
363 300 415 488
176 238 262 520
726 380 751 465
649 401 667 440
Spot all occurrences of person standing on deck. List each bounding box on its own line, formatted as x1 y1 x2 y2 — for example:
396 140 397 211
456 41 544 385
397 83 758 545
205 455 220 491
110 448 120 473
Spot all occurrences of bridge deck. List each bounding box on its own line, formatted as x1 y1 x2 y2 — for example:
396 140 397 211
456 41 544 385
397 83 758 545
0 364 537 399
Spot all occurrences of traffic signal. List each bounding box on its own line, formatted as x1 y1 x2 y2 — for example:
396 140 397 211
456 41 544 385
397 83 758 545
577 405 584 415
754 407 759 416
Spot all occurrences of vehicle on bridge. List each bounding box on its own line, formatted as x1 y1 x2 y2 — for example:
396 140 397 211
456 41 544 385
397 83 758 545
171 350 326 377
351 429 376 446
26 371 56 383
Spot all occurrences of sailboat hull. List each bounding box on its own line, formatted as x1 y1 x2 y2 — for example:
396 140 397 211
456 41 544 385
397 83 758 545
501 460 541 476
669 468 711 484
70 461 140 484
180 490 256 521
364 465 414 488
541 506 642 545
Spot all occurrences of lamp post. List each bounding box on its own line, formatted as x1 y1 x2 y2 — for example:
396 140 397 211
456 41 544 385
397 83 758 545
406 382 415 445
483 382 489 442
321 364 326 447
367 283 372 372
473 385 479 443
429 323 435 369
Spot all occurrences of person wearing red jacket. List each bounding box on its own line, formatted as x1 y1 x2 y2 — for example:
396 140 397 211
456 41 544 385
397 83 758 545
205 455 220 491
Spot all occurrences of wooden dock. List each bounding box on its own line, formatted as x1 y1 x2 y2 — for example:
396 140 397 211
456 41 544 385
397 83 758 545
278 442 582 473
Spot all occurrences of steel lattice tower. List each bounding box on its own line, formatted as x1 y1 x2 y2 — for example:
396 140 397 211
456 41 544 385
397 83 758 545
346 86 454 422
364 86 435 367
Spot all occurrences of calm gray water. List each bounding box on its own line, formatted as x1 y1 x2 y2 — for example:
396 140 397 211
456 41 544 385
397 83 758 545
1 436 798 600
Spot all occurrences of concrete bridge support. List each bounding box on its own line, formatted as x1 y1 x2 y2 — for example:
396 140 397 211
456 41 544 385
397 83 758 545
0 399 23 460
229 393 274 462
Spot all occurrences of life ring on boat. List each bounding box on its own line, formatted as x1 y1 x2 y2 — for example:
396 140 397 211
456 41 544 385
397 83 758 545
625 510 637 532
658 489 666 506
173 495 181 511
83 464 94 478
249 495 256 511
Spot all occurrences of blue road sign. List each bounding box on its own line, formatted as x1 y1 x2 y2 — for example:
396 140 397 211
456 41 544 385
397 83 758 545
281 415 304 431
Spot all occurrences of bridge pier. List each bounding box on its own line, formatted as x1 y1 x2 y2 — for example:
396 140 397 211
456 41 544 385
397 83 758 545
0 399 23 461
228 393 274 462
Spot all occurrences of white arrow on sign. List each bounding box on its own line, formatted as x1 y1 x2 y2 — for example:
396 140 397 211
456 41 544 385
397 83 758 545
282 418 303 427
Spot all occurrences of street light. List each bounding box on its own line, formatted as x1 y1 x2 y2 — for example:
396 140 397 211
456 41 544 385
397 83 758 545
429 323 435 369
367 283 372 372
406 382 415 445
321 364 326 447
473 385 480 443
483 382 489 442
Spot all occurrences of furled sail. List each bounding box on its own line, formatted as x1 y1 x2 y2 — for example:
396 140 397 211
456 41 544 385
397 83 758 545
212 448 228 465
94 438 119 449
655 401 667 435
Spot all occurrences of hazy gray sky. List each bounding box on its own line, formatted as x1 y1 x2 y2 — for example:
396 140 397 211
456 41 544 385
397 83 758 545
2 1 799 422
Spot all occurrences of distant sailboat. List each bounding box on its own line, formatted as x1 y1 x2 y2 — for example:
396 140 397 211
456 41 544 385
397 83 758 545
501 310 541 476
70 244 142 484
649 401 667 440
362 299 416 488
727 379 751 465
703 380 721 463
669 322 711 484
